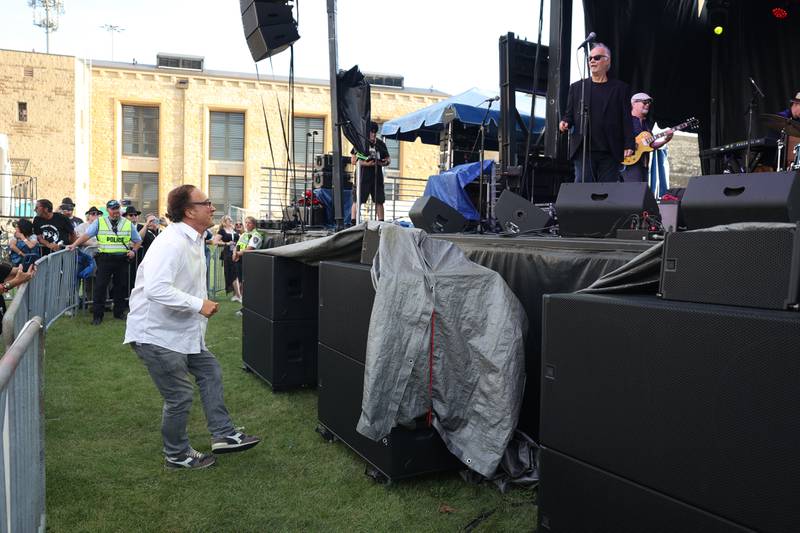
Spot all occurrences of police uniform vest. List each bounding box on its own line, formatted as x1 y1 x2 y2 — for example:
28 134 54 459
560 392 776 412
97 216 133 254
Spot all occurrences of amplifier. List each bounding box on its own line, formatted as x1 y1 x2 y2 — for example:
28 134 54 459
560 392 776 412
660 224 800 310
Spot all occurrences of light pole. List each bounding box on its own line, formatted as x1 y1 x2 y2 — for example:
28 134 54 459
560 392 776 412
100 24 125 61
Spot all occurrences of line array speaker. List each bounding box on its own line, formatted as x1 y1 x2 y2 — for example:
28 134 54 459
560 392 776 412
241 0 300 62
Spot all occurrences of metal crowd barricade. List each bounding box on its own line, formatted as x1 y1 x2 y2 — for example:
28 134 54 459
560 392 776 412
0 316 45 533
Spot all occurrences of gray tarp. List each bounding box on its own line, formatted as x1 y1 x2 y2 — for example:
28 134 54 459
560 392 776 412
355 224 527 477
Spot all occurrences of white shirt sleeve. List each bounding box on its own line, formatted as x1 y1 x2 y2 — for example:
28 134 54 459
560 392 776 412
247 232 263 250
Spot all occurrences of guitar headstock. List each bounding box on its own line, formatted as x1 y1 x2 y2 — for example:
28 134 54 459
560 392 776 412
683 117 700 131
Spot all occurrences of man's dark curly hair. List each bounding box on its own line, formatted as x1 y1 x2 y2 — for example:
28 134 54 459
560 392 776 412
166 184 197 223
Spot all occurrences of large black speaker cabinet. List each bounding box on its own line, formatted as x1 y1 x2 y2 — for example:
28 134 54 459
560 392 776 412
409 196 466 234
660 224 800 310
554 182 658 237
242 308 317 390
242 253 318 320
318 261 375 362
241 0 299 62
316 343 461 481
495 189 551 234
681 171 800 229
541 293 800 533
538 448 754 533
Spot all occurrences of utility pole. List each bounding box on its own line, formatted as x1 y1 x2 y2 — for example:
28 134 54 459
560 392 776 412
30 0 64 53
100 24 125 61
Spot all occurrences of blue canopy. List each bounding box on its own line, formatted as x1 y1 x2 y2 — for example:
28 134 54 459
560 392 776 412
381 88 545 146
423 160 494 221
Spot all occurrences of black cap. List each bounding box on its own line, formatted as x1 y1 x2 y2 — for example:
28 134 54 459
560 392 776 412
124 205 141 216
369 121 379 133
60 197 76 210
85 206 102 215
106 199 121 209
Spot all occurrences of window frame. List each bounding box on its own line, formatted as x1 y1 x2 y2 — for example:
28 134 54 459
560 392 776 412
121 171 159 215
121 105 160 158
209 111 245 162
208 174 244 222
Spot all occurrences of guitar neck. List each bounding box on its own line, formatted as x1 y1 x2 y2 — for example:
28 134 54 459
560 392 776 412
652 120 692 141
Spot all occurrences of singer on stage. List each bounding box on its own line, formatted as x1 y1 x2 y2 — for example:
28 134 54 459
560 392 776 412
559 42 634 183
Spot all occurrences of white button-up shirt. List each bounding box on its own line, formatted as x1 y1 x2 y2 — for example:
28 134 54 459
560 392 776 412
124 222 208 354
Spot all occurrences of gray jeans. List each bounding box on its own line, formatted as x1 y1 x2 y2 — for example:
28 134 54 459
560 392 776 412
131 343 235 456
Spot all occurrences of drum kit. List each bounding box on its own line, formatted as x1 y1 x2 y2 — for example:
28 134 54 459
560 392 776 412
760 113 800 171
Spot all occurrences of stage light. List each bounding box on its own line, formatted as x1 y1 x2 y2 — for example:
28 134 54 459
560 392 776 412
713 25 724 35
772 7 789 18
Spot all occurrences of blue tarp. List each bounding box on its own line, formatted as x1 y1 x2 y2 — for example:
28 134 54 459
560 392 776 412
423 160 494 221
381 88 545 147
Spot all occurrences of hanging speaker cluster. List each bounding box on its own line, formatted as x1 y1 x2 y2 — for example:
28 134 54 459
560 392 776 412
240 0 300 62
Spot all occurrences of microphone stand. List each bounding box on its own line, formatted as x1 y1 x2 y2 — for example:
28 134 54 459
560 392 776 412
744 81 762 172
304 132 311 226
578 48 591 183
476 99 496 233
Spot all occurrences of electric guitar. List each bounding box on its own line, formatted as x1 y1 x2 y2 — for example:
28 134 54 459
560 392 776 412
622 117 699 165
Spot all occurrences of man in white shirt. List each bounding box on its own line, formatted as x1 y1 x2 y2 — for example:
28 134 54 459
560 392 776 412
124 184 260 469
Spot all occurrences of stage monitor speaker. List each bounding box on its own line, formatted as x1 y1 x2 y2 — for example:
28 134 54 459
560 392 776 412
360 227 380 265
681 171 800 229
495 189 551 234
317 343 461 481
242 253 318 320
241 0 299 62
409 196 466 234
318 261 375 362
541 293 800 533
242 308 317 390
660 224 800 310
538 448 753 533
554 182 658 238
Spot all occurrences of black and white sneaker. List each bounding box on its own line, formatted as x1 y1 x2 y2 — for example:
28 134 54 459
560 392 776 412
165 447 216 470
211 431 261 454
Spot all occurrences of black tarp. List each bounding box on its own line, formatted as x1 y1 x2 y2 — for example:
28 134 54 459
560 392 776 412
337 65 371 156
581 0 800 167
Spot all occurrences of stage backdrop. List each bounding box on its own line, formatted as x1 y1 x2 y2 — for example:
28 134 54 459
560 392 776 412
581 0 800 168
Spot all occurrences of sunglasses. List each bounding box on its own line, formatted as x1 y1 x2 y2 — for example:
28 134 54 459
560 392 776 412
635 99 653 105
589 54 608 61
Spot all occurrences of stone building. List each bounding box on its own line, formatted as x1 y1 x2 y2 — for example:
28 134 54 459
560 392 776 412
1 48 446 218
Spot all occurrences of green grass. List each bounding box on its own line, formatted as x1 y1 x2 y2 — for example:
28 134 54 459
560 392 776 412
44 301 537 532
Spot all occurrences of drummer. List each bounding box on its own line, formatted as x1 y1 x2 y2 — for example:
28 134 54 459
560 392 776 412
778 92 800 168
778 91 800 120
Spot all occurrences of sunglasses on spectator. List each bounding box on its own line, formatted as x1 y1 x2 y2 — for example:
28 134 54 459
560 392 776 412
635 99 653 105
589 55 608 61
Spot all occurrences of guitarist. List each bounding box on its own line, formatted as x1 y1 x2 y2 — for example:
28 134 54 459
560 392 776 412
623 93 673 182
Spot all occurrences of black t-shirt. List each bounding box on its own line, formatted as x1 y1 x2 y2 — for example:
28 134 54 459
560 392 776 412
33 212 75 252
589 81 614 152
354 138 390 182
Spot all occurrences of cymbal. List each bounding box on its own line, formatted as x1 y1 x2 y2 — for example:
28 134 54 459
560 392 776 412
760 113 800 137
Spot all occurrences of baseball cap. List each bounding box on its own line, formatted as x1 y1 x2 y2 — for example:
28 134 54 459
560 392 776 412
106 200 121 209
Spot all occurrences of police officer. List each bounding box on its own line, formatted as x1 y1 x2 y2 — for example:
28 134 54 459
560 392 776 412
69 199 142 324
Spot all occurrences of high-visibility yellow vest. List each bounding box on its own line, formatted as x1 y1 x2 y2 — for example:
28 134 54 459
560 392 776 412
97 216 133 254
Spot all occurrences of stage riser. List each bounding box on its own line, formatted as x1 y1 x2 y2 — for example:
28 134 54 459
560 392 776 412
541 293 800 533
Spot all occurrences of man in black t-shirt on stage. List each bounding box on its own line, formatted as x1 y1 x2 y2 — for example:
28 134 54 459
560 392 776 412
33 198 76 255
351 121 391 222
559 42 635 183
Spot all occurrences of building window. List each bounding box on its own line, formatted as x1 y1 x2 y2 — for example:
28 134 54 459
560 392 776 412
122 171 159 214
209 175 244 222
18 102 28 122
293 117 325 166
210 111 245 161
23 67 34 77
122 105 159 157
380 132 400 172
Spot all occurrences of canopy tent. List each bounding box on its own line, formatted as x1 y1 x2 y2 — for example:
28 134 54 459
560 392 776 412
381 88 545 149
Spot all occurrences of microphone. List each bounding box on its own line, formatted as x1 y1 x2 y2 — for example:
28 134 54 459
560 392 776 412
481 96 500 103
748 77 765 99
577 32 597 49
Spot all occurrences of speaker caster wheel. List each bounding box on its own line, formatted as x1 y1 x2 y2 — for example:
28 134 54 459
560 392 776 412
365 465 391 485
315 424 336 443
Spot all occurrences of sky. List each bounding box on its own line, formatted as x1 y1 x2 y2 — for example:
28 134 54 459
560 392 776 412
2 0 586 96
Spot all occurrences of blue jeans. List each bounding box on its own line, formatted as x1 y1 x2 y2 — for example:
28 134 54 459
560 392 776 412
132 343 235 456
